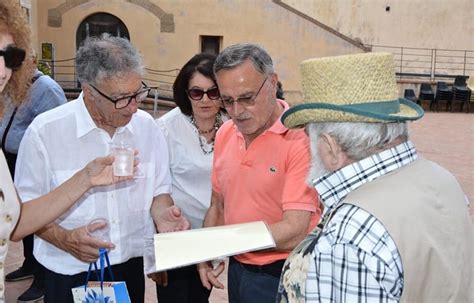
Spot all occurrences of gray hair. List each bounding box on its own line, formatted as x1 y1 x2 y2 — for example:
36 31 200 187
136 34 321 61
306 122 409 162
76 34 144 85
214 43 274 76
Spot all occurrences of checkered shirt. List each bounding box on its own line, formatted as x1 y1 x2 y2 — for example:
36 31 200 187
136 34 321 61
305 141 418 302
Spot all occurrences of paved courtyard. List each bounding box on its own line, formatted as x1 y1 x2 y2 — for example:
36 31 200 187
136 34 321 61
4 112 473 302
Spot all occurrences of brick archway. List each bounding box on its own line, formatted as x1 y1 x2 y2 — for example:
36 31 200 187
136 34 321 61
47 0 174 32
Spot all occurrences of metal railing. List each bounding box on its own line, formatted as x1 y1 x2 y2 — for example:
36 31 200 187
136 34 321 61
38 58 179 117
143 67 180 98
366 45 474 81
41 45 474 93
38 58 179 99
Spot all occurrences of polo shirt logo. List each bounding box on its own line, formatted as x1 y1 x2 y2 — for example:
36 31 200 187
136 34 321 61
269 166 277 173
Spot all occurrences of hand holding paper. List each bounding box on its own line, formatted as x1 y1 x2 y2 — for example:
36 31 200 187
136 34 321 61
198 261 225 290
146 221 275 274
147 271 168 286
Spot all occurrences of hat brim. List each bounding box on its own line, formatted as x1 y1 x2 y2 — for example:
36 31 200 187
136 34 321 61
282 98 424 128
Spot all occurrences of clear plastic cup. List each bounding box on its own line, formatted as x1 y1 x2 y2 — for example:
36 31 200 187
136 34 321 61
111 141 134 176
86 218 110 243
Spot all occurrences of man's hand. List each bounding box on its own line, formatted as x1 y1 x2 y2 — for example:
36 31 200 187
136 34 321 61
154 206 191 233
147 271 168 286
59 225 115 263
197 261 225 290
84 152 139 187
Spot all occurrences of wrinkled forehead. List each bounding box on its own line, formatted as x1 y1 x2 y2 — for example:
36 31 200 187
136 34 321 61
98 72 143 95
216 61 264 94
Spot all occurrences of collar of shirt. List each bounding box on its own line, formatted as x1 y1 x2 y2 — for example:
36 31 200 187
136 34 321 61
32 69 43 82
313 140 418 216
75 92 135 139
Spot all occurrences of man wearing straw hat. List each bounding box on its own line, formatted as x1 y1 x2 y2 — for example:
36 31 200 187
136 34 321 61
276 52 472 302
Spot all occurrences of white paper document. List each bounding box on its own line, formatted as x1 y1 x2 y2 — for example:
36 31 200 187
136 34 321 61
147 221 275 272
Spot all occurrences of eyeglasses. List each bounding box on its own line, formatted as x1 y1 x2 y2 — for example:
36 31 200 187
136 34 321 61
186 87 220 101
0 46 26 70
221 77 267 109
90 82 154 109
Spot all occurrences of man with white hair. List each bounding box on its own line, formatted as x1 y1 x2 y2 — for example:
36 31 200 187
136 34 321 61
15 35 189 303
277 52 472 302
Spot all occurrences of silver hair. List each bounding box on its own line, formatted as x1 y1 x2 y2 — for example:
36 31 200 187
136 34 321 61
306 122 409 162
214 43 274 76
76 34 144 85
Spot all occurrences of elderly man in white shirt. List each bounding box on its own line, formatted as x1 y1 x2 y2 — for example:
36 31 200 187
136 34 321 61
14 35 189 303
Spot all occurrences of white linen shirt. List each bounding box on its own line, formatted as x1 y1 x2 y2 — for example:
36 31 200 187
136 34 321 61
157 108 225 229
14 93 172 275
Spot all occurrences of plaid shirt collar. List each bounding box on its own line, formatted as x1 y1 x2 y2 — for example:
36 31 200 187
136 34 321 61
313 140 418 216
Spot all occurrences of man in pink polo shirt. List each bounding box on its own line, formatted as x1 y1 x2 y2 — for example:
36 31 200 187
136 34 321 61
198 43 321 303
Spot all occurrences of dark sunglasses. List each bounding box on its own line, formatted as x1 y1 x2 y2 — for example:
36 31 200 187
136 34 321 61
0 46 26 70
186 87 220 101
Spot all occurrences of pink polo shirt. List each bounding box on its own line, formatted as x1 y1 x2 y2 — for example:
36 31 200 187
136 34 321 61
212 100 320 265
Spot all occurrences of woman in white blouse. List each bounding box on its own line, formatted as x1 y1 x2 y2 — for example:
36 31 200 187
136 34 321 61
155 53 226 303
0 2 132 300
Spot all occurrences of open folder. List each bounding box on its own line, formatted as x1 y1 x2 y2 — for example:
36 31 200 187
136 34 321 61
145 221 275 273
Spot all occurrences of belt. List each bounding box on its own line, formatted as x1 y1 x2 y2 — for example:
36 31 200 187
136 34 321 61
231 257 285 278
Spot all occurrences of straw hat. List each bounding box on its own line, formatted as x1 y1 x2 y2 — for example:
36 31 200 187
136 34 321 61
281 52 424 128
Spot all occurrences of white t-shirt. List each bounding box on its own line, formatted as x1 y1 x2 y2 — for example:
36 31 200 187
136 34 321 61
15 93 172 275
157 107 225 229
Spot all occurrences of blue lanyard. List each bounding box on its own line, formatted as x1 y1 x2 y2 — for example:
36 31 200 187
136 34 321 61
84 248 115 293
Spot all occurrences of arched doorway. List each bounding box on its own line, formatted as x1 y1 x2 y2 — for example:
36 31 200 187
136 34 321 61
76 13 130 49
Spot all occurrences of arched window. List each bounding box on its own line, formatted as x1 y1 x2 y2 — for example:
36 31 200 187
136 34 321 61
76 13 130 49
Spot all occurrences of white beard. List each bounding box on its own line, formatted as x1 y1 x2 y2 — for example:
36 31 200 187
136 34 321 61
307 141 331 186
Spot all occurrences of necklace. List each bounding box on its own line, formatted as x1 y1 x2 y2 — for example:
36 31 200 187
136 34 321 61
190 113 221 154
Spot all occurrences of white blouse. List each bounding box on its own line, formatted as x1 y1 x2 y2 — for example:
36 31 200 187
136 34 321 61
0 151 20 302
157 108 226 229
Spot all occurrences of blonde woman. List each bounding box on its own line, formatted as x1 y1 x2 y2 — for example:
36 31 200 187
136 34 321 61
0 2 132 300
